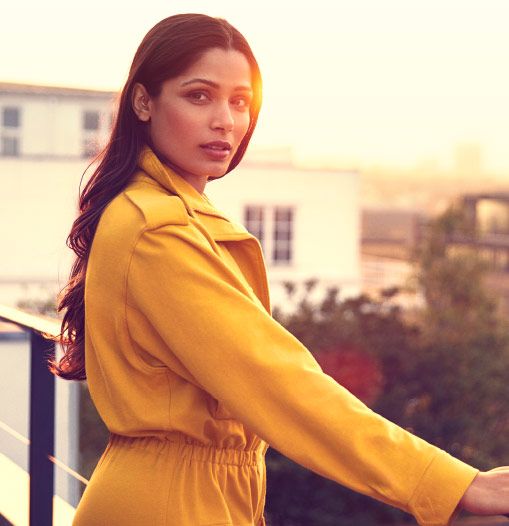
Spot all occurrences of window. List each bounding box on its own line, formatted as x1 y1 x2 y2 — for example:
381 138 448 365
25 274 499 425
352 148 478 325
82 137 99 158
244 205 295 265
477 199 509 235
83 111 100 131
1 107 21 156
244 206 265 249
3 107 20 128
272 207 293 264
1 136 19 156
82 110 102 157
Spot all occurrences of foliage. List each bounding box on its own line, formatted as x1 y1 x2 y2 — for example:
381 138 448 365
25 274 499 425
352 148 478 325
405 204 509 467
265 205 509 524
412 204 498 345
16 295 58 317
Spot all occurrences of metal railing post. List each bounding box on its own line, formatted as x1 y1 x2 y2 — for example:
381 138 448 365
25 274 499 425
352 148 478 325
0 305 88 523
29 330 55 526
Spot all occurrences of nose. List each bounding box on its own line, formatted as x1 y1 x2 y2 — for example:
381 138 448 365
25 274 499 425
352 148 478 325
211 101 234 133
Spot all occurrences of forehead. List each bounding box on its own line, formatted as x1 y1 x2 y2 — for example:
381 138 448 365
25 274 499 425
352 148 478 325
178 48 252 88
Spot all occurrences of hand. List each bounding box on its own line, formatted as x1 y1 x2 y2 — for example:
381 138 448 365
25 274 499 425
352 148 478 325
459 467 509 517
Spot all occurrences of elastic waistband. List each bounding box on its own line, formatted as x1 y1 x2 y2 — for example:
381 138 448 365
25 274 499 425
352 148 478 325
108 432 266 467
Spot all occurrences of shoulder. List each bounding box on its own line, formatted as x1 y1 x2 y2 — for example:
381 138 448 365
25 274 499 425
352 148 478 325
95 181 190 249
99 177 189 233
124 184 189 230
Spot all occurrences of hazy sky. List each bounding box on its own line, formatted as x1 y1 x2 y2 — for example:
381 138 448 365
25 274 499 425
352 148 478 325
2 0 509 173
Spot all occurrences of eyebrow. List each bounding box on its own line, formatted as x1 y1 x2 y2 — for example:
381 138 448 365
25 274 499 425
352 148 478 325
180 78 252 92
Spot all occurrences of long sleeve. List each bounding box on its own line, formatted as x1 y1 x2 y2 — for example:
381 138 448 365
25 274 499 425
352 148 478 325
125 221 478 526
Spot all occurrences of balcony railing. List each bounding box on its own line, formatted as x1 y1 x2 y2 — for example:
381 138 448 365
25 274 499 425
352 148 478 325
0 304 88 526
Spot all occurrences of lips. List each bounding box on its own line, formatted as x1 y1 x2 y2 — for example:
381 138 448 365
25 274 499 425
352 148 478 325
199 141 232 151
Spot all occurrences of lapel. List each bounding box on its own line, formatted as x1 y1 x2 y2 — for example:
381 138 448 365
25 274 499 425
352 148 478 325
136 147 253 241
135 147 272 313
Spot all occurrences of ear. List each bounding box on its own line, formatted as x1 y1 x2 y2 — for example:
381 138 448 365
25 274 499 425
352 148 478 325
132 83 152 122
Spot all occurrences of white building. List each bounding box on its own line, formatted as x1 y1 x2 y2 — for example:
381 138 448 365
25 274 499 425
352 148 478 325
0 81 114 160
0 82 116 307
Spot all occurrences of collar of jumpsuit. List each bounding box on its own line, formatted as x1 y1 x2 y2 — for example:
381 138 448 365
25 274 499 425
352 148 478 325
133 145 255 243
130 145 272 314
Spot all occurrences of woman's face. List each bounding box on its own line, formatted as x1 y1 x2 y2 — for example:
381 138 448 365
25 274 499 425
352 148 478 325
135 47 253 182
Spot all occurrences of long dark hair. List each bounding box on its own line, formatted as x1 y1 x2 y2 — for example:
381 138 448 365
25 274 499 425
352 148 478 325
50 14 262 380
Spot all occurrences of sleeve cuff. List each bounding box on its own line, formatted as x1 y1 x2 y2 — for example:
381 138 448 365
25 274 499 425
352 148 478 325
409 449 479 526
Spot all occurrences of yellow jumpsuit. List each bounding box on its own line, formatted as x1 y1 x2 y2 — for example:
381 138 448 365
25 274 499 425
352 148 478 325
72 147 478 526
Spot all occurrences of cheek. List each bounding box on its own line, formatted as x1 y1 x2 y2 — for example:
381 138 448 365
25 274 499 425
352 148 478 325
152 104 199 146
235 114 251 140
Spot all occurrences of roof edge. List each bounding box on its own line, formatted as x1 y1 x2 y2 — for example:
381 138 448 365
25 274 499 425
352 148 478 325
0 81 117 98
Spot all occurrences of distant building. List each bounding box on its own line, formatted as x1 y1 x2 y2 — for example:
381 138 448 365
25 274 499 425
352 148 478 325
0 82 116 307
360 193 509 313
362 208 424 248
448 192 509 273
360 208 425 299
455 192 509 312
0 81 115 160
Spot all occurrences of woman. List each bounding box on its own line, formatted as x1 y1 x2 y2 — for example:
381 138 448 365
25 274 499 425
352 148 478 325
51 13 509 526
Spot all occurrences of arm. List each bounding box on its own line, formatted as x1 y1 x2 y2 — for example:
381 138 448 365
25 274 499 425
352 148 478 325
127 223 479 525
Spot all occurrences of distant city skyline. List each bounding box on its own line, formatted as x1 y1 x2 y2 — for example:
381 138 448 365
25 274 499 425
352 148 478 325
3 0 509 174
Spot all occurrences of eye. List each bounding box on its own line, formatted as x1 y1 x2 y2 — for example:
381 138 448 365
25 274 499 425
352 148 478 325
232 96 251 110
187 91 209 102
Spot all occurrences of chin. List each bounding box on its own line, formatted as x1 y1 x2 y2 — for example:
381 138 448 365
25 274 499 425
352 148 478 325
202 162 230 178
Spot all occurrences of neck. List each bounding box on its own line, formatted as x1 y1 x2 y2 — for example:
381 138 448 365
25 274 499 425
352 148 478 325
153 149 208 194
178 171 208 195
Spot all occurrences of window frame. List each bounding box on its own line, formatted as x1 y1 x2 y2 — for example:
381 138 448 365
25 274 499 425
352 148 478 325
244 204 295 266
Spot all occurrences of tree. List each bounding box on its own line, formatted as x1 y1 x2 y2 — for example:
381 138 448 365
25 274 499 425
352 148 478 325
16 295 58 317
413 204 498 346
401 204 509 468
